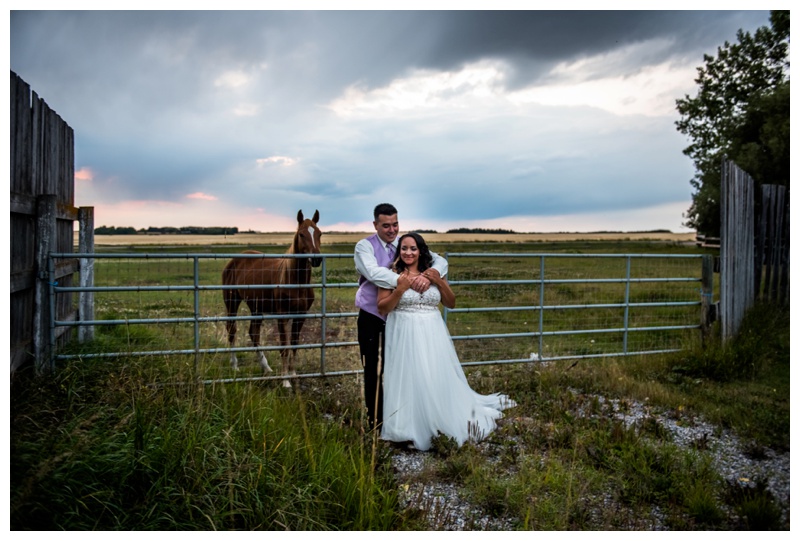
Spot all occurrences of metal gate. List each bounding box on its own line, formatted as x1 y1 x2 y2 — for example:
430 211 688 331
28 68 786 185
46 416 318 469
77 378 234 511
47 251 713 384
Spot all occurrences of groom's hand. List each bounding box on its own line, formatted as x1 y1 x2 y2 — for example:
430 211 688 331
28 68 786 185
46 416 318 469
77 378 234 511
410 269 440 293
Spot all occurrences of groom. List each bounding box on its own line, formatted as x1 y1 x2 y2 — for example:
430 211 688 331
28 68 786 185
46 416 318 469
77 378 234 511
354 203 448 431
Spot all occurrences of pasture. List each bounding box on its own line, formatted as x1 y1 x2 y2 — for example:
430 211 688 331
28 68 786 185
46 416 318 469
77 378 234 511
11 236 789 530
59 233 707 385
89 230 697 247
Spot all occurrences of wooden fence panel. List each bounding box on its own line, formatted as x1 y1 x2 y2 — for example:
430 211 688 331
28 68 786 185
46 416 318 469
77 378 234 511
10 71 82 374
720 159 755 341
759 184 789 303
719 158 789 342
10 73 37 372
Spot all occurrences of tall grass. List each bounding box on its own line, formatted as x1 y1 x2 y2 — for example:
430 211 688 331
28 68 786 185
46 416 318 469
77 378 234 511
10 356 398 530
674 301 790 382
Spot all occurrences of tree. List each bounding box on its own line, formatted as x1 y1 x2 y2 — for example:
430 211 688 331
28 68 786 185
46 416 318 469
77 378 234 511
675 10 789 236
729 81 790 188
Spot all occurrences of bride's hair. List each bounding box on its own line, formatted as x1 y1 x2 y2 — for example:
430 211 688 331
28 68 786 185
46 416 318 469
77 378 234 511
393 232 433 273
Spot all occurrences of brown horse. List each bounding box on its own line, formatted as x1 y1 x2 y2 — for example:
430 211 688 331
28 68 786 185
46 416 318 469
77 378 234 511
222 209 322 387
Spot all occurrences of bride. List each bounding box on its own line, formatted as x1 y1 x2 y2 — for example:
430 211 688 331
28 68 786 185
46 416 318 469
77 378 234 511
377 232 516 451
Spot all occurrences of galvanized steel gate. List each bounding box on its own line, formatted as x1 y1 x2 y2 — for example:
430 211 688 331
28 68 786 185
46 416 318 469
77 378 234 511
47 251 714 384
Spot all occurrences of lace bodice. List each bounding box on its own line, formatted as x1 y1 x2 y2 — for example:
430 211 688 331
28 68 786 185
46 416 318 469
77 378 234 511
395 285 441 313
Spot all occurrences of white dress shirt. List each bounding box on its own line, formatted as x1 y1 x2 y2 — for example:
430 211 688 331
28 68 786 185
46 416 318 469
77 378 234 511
354 236 448 290
354 237 399 289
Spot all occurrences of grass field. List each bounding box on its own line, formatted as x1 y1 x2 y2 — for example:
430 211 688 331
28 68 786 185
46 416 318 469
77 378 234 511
14 236 787 531
87 231 698 247
59 235 712 382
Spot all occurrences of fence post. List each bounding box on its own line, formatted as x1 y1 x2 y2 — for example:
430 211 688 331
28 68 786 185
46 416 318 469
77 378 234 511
622 256 631 354
538 255 545 359
767 185 786 302
78 206 95 342
34 194 56 373
700 254 714 344
720 159 755 341
320 257 328 375
779 204 789 304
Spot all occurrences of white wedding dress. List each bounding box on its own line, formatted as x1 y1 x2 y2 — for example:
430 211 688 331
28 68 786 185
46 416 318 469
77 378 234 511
381 285 516 451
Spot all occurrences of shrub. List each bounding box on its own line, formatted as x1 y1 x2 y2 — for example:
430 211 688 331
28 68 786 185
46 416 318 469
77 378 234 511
672 302 788 382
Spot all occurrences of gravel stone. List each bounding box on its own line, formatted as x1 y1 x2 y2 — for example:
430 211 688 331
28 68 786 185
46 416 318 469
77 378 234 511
387 392 790 530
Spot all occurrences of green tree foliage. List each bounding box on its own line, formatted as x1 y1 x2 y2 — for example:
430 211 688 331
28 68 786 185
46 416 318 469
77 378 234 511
445 227 518 234
729 81 790 188
94 225 137 235
675 10 789 236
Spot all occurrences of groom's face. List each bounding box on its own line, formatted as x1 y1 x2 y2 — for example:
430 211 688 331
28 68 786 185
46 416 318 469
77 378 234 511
374 213 399 244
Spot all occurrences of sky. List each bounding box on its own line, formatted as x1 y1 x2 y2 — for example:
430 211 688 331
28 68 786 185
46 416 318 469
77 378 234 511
7 5 775 233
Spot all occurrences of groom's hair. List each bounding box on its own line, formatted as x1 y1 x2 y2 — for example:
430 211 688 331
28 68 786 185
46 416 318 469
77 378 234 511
373 203 397 220
394 232 433 273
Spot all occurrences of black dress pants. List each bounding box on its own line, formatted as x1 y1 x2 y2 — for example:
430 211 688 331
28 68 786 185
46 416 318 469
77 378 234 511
357 309 385 431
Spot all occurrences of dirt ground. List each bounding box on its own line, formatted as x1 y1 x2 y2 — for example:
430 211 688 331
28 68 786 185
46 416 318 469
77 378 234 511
88 231 697 246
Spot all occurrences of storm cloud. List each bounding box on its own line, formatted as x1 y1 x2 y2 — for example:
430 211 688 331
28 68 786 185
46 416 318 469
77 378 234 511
9 9 771 232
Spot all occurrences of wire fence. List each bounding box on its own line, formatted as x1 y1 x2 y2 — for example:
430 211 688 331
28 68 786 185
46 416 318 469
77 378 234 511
49 251 710 384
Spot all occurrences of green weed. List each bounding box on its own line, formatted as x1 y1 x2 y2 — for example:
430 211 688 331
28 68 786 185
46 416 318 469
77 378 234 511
10 359 398 530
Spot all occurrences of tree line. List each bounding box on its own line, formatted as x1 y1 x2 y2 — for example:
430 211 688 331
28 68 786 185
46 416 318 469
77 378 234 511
95 226 239 235
676 10 789 237
445 228 517 234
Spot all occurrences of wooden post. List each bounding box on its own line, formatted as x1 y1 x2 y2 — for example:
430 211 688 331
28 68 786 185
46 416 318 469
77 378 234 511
779 204 789 304
769 186 786 302
719 159 755 341
754 187 765 299
700 254 714 344
34 194 56 374
78 207 95 342
762 185 775 299
719 159 731 340
757 185 788 304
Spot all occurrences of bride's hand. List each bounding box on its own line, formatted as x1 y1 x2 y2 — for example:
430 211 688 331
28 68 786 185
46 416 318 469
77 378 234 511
396 272 412 292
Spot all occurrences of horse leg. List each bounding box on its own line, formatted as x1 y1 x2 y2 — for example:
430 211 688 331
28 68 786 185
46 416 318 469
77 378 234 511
249 316 273 373
277 318 292 388
289 317 306 379
223 290 241 370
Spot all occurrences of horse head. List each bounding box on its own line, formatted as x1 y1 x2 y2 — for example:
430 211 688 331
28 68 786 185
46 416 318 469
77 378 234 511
296 209 322 267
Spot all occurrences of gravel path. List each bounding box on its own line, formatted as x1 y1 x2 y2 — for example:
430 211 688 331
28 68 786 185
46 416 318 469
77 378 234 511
388 393 790 530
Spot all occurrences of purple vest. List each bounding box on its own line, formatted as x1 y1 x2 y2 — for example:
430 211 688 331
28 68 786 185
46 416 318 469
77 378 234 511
355 234 393 320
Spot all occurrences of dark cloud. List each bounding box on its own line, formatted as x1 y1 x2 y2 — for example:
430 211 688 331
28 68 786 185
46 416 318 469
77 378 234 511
9 9 773 231
13 10 769 99
379 11 769 87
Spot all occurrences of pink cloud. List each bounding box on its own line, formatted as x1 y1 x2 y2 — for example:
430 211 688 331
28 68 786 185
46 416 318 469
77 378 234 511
90 199 300 231
186 192 218 201
74 167 94 181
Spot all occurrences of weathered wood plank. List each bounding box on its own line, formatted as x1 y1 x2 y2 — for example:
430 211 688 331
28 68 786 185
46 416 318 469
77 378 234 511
10 72 82 374
33 195 56 374
79 207 95 342
720 159 755 341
